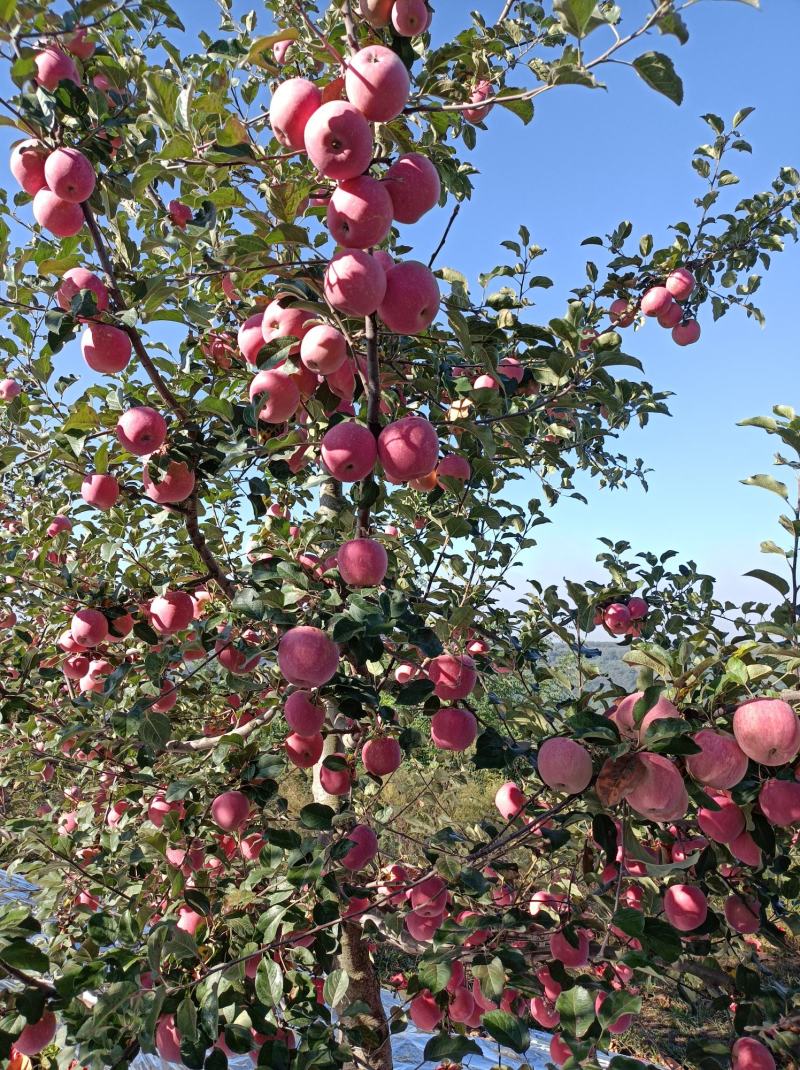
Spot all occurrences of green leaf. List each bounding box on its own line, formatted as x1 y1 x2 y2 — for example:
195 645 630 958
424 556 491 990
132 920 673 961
323 968 349 1008
741 473 789 499
423 1034 483 1062
0 940 48 972
632 52 684 105
232 587 265 619
299 803 334 830
0 0 19 22
418 960 452 995
553 0 603 38
481 1010 530 1054
556 985 596 1037
598 990 642 1031
743 569 790 597
254 956 283 1006
498 94 534 125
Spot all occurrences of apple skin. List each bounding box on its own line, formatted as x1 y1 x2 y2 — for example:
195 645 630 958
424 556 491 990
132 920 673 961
44 147 96 203
300 324 347 375
0 378 21 400
537 737 593 794
724 894 760 934
383 153 441 224
155 1015 182 1063
320 420 378 481
358 0 393 27
378 415 439 482
33 190 84 237
65 27 95 61
378 260 440 335
430 707 477 751
685 729 748 789
758 778 800 826
408 990 442 1031
733 697 800 766
248 369 301 423
672 319 701 346
666 267 696 301
663 883 708 931
324 250 387 316
57 268 109 313
304 101 374 181
327 174 393 249
337 538 388 587
319 754 353 795
361 736 402 776
81 472 119 510
261 298 314 355
81 323 132 374
640 285 672 317
495 781 526 820
286 731 324 767
698 790 746 843
10 139 49 195
278 625 340 687
34 46 80 91
116 406 167 456
656 300 682 328
610 691 680 740
269 78 322 150
284 690 325 736
344 45 411 123
549 928 589 968
609 297 635 327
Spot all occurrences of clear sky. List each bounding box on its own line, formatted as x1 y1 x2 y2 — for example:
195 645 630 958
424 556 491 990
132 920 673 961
4 1 799 606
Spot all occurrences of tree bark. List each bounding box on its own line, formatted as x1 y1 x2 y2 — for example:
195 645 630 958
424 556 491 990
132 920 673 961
338 921 393 1070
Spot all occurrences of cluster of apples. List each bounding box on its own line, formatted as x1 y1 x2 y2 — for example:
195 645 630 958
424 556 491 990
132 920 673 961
358 0 431 35
594 595 649 637
610 267 701 346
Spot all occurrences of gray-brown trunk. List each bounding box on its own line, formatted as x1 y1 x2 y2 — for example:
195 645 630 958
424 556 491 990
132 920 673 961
338 921 393 1070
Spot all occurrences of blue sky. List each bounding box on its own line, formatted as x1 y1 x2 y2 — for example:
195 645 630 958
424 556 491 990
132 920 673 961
4 1 800 605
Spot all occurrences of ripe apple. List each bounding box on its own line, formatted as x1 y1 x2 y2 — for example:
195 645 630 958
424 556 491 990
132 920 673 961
672 319 701 346
378 415 439 482
304 101 374 180
238 312 266 363
383 153 441 224
71 608 108 647
327 174 394 249
34 46 80 90
116 406 167 456
319 754 353 795
624 752 688 822
324 250 387 316
249 368 301 423
698 790 746 843
549 928 589 968
392 0 429 36
427 653 476 700
13 1011 57 1056
663 883 707 931
361 736 402 776
33 189 84 237
300 324 347 375
463 80 494 124
150 591 194 634
44 147 96 203
640 285 672 317
143 459 196 504
57 267 109 313
80 323 132 373
378 260 440 335
733 698 800 766
685 729 748 789
284 690 326 737
731 1037 775 1070
340 823 379 869
278 625 339 687
320 420 378 481
270 77 322 150
409 990 442 1031
210 789 250 831
666 267 696 301
81 473 119 510
537 737 593 794
430 707 477 751
337 538 388 586
344 45 410 123
10 139 49 195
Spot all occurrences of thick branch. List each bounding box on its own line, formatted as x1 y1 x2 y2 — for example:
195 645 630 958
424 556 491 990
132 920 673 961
357 314 381 537
0 958 57 997
166 708 276 752
80 203 189 421
338 922 392 1070
182 492 236 598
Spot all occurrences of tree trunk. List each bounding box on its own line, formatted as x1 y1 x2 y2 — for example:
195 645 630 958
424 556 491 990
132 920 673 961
310 705 392 1069
338 921 393 1070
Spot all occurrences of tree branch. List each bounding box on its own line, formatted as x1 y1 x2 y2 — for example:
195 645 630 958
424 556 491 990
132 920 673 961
357 313 381 537
181 492 236 598
165 708 276 753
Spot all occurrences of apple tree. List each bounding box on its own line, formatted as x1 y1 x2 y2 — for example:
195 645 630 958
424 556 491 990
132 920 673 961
0 2 798 1070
